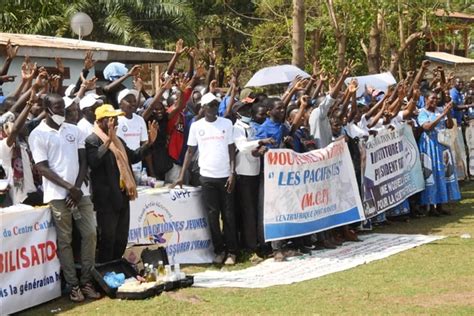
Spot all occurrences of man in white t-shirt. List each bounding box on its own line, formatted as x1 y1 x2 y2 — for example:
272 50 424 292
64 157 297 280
116 89 148 171
171 93 238 265
28 93 99 302
77 94 103 139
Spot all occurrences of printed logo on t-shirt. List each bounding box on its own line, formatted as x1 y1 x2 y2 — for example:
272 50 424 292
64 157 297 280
198 129 205 136
65 134 76 143
122 125 128 132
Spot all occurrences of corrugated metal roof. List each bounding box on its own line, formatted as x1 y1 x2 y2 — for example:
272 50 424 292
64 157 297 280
0 32 173 63
425 52 474 65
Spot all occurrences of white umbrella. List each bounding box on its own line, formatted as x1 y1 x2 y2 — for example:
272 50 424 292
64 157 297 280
245 64 311 87
344 72 397 98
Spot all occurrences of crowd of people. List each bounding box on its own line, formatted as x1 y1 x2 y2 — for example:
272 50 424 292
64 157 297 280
1 38 473 302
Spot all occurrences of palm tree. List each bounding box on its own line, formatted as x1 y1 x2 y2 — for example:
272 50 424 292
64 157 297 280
0 0 195 48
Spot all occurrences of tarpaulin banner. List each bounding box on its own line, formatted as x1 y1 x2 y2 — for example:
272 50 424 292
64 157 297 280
128 187 214 264
263 139 365 241
360 125 424 218
0 205 60 315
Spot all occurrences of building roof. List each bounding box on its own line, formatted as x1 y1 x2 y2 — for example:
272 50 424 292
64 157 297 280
0 32 173 63
425 51 474 65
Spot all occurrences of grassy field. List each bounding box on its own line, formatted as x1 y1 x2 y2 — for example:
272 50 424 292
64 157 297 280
20 182 474 315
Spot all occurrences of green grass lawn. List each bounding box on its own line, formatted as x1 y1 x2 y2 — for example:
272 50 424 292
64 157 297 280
20 182 474 315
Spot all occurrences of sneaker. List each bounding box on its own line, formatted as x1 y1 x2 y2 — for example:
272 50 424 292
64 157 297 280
70 285 85 302
81 282 101 299
213 252 226 264
224 254 236 265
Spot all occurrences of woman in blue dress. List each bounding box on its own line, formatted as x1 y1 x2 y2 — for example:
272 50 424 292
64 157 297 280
417 92 461 215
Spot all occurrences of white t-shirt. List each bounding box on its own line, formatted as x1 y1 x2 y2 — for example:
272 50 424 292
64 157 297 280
188 117 234 178
390 112 405 128
0 139 37 204
117 113 148 171
77 118 93 140
344 122 367 138
233 119 260 176
28 121 84 203
358 114 384 134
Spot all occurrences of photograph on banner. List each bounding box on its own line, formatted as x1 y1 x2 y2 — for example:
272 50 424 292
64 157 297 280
263 139 365 242
360 125 424 218
0 206 61 315
128 188 214 264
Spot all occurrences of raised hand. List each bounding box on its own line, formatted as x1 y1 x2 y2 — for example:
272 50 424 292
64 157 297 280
442 101 454 115
80 72 98 90
21 58 37 81
55 57 65 74
177 76 191 92
348 79 359 94
175 39 188 55
421 60 431 69
32 70 49 90
128 65 142 77
299 94 310 108
84 50 96 70
188 47 196 59
209 50 217 64
107 117 117 139
160 76 173 91
319 70 329 82
5 39 19 60
209 79 218 93
293 78 307 91
133 76 144 92
147 120 159 143
49 74 61 92
342 59 356 77
312 59 321 77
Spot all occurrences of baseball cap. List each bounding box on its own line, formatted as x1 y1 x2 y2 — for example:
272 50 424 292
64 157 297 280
80 94 103 110
63 96 80 109
95 104 124 121
199 92 218 106
117 89 138 104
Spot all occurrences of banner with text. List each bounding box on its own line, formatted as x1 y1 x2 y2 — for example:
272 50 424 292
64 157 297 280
263 139 365 241
0 205 60 315
360 124 424 218
129 188 214 264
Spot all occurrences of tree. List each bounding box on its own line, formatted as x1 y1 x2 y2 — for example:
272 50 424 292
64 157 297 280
291 0 305 68
0 0 193 48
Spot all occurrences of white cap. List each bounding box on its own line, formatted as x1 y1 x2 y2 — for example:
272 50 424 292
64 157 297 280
63 96 79 109
199 92 217 106
117 89 138 104
80 94 103 110
64 84 75 97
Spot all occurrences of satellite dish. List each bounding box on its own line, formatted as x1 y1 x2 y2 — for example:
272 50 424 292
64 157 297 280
70 12 93 40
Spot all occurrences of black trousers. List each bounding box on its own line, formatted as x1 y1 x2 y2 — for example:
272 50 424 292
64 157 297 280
96 193 130 263
200 176 237 255
235 175 260 251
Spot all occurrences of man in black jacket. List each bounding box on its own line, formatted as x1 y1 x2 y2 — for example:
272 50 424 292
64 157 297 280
85 104 157 263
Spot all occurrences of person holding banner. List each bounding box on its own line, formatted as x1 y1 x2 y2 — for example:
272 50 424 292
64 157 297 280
418 92 461 215
172 92 238 265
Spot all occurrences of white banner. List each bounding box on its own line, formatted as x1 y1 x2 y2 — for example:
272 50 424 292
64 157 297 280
0 205 61 315
263 139 365 241
129 187 214 265
193 233 443 288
